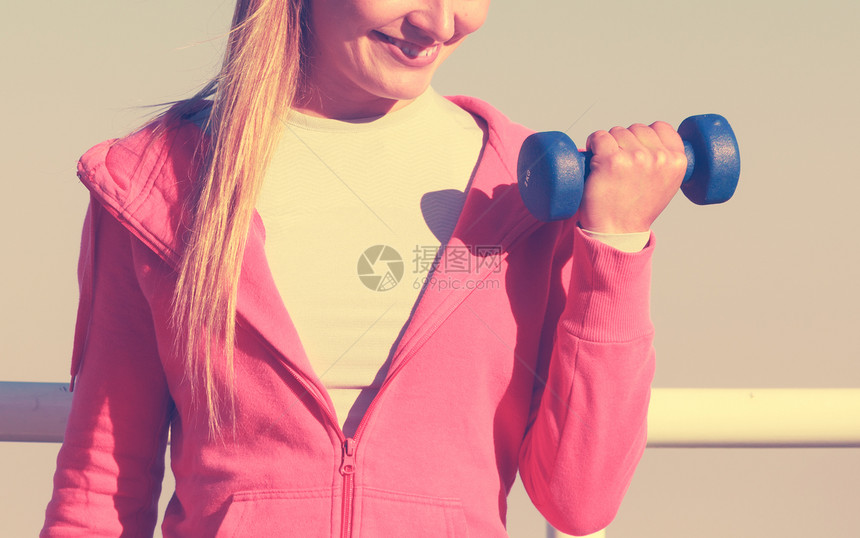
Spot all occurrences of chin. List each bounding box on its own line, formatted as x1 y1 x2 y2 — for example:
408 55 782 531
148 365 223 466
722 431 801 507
377 76 434 102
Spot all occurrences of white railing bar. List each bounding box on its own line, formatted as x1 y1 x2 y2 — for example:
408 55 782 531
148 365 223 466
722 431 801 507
2 383 860 448
0 382 70 443
647 388 860 448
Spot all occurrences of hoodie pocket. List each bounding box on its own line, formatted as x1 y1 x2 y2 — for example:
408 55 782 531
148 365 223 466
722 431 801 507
215 488 333 538
354 487 470 538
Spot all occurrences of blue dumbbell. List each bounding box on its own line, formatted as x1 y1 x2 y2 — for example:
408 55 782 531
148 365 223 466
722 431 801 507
517 114 740 222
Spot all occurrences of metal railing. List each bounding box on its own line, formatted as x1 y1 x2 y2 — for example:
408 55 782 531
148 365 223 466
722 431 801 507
3 382 859 537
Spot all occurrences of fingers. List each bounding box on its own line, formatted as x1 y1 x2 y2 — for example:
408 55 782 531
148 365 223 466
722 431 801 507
588 122 681 153
585 129 619 155
649 120 684 153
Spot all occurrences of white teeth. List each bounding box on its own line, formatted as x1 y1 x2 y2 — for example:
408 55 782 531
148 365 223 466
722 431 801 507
383 34 436 59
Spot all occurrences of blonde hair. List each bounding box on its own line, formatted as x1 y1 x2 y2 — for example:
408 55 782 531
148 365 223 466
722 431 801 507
153 0 310 435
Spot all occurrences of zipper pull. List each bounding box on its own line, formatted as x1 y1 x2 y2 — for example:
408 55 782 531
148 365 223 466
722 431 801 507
340 438 356 476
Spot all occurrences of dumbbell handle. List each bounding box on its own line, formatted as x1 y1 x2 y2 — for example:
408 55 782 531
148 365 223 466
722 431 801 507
518 114 740 222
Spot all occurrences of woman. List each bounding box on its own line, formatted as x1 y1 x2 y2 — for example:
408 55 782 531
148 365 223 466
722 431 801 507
42 0 686 536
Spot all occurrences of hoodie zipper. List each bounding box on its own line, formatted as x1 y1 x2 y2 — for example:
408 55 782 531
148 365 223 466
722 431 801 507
340 437 357 538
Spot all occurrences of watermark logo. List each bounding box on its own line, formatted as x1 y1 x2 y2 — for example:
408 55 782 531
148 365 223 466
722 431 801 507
357 245 404 292
358 244 503 292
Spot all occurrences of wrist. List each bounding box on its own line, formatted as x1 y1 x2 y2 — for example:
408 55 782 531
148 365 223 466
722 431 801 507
579 225 651 253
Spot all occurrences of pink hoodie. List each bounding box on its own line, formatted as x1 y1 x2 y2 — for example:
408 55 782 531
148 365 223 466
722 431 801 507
42 96 656 537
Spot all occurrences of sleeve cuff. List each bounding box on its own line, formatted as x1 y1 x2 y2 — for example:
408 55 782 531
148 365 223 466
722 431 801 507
579 227 651 253
560 227 655 342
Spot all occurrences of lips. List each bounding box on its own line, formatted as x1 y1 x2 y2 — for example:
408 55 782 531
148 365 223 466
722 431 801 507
378 33 439 59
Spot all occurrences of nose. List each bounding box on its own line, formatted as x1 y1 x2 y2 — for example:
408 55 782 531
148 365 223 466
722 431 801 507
406 0 457 44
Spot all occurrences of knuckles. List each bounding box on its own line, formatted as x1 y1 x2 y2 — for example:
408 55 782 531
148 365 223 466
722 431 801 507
591 122 685 181
588 130 613 143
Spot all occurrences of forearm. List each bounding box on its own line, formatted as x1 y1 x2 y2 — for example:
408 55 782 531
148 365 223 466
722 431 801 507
519 228 655 535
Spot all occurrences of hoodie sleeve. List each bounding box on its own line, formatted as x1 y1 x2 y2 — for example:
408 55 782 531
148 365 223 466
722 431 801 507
518 225 655 536
42 197 172 537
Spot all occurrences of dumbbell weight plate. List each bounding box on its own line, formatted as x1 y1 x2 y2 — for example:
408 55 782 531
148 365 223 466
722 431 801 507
517 131 586 222
678 114 741 205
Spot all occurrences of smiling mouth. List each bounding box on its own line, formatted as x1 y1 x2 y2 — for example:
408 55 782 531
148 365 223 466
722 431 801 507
380 33 439 59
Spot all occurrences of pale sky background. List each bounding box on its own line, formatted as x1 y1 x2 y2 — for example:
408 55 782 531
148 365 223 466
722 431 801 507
2 1 858 536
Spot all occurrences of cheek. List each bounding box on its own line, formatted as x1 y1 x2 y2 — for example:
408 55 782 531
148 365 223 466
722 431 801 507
309 1 362 52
